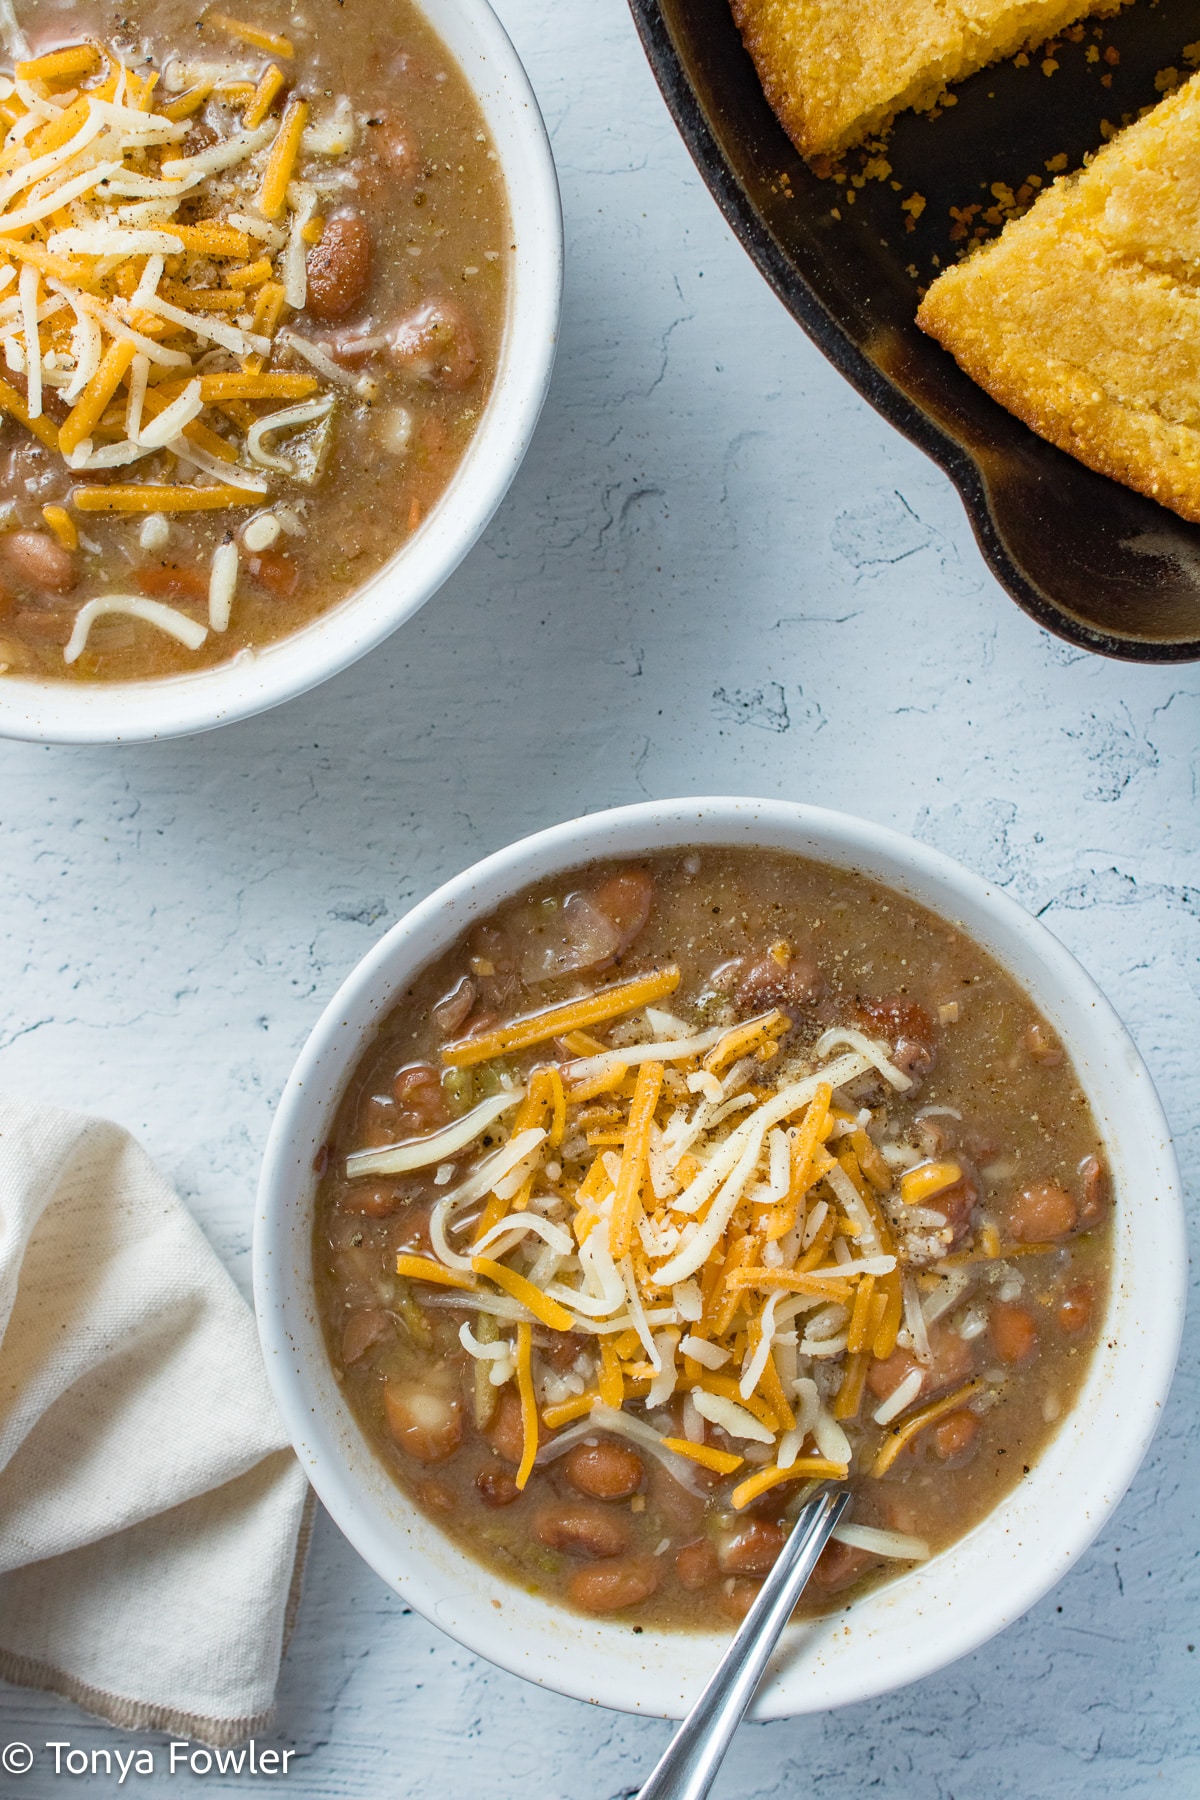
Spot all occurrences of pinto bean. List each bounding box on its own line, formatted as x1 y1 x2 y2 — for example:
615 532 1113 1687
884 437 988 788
341 1308 392 1365
476 1465 520 1508
543 1333 586 1373
392 1198 435 1255
869 1326 973 1404
883 1494 924 1538
305 209 373 321
1057 1281 1094 1335
433 975 476 1038
924 1323 977 1392
1079 1155 1109 1225
809 1540 877 1595
868 1345 921 1402
851 994 937 1085
247 549 301 598
340 1182 402 1218
1008 1180 1077 1242
915 1114 955 1159
675 1539 719 1591
990 1302 1038 1365
384 1380 463 1463
181 120 218 156
930 1409 979 1462
717 1520 786 1577
719 1579 761 1621
590 869 654 953
892 1035 936 1082
2 529 76 593
392 1063 450 1133
485 1386 550 1464
485 1388 524 1463
564 1440 644 1501
135 562 208 603
388 297 478 389
534 1505 630 1559
732 949 823 1018
931 1166 979 1243
855 995 936 1058
324 323 387 368
568 1556 659 1613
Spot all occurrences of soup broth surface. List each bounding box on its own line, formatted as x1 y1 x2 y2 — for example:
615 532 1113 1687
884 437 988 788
315 849 1112 1628
0 0 508 681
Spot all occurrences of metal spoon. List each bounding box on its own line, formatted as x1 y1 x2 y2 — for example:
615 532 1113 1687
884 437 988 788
635 1486 851 1800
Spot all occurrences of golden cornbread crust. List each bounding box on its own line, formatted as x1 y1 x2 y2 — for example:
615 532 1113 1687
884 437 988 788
917 73 1200 525
731 0 1125 157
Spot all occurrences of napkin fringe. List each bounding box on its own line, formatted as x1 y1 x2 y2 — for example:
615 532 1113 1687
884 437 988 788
0 1648 275 1748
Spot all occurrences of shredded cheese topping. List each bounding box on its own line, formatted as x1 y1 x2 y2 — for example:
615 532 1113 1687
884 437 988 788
351 968 1001 1515
0 32 354 658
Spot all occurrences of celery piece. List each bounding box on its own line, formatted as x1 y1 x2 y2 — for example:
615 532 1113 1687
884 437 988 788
473 1310 499 1429
442 1065 476 1115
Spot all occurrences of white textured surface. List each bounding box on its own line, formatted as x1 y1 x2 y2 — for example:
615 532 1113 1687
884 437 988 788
0 0 1197 1792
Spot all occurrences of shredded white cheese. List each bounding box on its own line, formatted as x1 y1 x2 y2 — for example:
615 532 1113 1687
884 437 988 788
64 594 208 663
207 538 239 633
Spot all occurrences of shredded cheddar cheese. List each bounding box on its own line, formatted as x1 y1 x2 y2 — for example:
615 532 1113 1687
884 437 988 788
0 32 357 657
394 1253 477 1292
514 1321 537 1490
351 964 1021 1537
209 13 296 59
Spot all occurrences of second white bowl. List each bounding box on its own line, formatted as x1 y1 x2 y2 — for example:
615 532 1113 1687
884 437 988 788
0 0 562 745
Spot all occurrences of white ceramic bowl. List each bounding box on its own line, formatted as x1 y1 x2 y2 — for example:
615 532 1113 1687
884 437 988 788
0 0 561 745
254 798 1185 1718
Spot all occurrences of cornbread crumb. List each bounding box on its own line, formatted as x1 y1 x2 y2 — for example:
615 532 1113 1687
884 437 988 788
730 0 1132 157
917 72 1200 523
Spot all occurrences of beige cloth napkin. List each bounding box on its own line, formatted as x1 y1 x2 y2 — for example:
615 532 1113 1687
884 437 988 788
0 1096 313 1747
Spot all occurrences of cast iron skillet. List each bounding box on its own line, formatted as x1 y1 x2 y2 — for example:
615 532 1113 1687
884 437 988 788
629 0 1200 661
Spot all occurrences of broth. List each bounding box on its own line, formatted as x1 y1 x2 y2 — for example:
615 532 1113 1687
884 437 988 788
314 849 1112 1627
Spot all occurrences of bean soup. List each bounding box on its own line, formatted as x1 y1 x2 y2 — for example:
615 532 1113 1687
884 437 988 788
0 0 508 681
314 850 1112 1627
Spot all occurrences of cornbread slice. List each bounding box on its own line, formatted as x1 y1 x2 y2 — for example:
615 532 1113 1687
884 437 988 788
917 72 1200 523
731 0 1126 157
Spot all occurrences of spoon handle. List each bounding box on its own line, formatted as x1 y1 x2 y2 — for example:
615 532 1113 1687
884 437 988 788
635 1486 850 1800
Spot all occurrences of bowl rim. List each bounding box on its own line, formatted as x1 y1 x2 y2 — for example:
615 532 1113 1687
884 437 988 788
0 0 563 744
254 797 1186 1717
